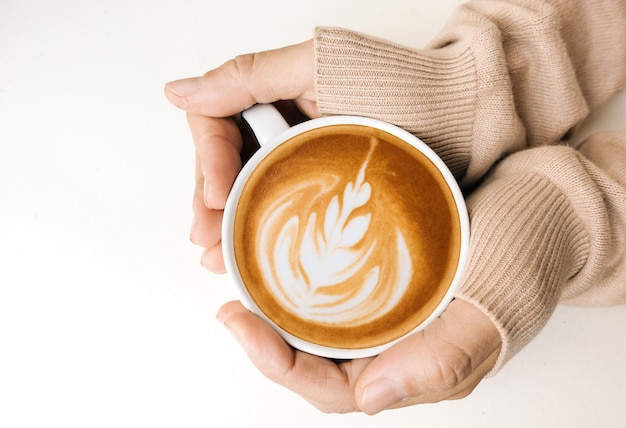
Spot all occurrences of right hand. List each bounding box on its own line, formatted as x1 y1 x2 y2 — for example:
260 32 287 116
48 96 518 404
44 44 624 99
164 40 318 272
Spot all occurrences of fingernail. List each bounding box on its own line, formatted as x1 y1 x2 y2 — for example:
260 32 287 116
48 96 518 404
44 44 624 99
361 379 407 415
166 76 204 97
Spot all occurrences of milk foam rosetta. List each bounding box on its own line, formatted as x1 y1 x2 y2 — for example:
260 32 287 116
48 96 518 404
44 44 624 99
233 123 462 351
257 138 414 326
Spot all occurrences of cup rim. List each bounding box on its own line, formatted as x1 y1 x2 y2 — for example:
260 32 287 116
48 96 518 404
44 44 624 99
222 114 470 359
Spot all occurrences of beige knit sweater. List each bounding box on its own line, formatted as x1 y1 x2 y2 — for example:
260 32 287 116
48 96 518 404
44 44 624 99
313 0 626 371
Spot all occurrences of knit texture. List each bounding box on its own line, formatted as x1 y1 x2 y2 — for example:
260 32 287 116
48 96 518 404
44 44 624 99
313 0 626 371
457 147 579 370
314 27 477 179
314 0 626 187
457 143 626 371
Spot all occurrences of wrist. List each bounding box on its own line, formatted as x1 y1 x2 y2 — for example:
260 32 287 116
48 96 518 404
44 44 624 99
456 146 591 372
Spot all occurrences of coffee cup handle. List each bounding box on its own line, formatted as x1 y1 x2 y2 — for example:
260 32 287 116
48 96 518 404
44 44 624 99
242 104 291 147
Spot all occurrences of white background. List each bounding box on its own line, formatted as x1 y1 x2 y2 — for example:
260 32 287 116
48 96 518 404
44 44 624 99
1 0 625 427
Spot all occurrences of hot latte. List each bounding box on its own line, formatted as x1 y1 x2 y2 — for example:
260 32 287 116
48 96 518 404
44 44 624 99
231 124 462 351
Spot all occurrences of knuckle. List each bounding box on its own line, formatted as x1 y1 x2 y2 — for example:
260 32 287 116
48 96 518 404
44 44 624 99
430 348 473 389
230 53 256 81
225 53 261 89
222 52 273 105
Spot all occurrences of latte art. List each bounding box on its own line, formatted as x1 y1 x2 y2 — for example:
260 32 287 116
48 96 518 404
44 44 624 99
231 123 462 351
258 139 414 326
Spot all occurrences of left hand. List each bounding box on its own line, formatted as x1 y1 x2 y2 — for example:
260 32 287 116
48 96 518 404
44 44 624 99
217 298 500 414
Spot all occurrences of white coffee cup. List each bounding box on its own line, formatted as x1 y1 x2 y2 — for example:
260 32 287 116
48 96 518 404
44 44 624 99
222 103 469 359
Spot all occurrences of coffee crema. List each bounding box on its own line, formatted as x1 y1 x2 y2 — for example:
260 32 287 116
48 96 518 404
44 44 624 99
233 124 461 350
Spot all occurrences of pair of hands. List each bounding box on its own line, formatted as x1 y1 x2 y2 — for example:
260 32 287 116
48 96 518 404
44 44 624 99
164 40 501 415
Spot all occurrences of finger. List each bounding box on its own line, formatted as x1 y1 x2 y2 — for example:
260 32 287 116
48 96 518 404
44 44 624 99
164 40 315 117
199 243 226 274
190 151 227 273
188 113 242 210
386 345 499 410
216 301 365 413
191 211 225 273
191 151 223 248
355 299 501 415
190 192 223 249
293 98 321 120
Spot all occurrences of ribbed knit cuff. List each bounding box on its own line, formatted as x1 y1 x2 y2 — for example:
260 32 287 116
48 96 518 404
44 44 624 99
455 146 591 373
313 27 474 178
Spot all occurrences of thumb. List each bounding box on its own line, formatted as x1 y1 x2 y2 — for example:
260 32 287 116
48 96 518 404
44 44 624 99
355 299 501 415
164 40 315 117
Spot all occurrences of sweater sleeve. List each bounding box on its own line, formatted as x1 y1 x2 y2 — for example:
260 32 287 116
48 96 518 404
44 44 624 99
313 0 626 187
454 133 626 372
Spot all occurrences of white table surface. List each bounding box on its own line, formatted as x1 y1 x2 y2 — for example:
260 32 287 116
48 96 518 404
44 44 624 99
1 1 625 427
